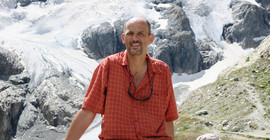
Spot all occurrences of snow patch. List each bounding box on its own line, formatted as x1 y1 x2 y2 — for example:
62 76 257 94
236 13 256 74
253 36 266 42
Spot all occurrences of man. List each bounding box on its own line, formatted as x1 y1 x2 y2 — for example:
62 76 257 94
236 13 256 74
65 17 179 140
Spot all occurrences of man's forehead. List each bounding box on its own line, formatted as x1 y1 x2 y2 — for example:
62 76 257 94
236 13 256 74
125 18 148 31
126 17 148 24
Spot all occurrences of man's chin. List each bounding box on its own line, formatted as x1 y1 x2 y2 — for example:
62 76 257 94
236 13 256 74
129 50 142 55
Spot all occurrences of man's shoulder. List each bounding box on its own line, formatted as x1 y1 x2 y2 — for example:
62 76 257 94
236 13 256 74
149 57 170 73
100 52 124 65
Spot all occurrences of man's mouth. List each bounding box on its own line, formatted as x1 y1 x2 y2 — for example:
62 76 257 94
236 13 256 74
130 42 142 47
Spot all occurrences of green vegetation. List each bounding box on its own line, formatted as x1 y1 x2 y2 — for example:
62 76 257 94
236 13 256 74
175 54 270 139
228 58 270 117
246 56 250 62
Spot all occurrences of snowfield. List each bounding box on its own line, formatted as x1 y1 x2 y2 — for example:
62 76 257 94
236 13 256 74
0 0 257 139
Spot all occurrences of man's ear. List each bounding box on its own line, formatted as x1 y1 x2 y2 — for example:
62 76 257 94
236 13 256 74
121 33 125 44
149 34 155 43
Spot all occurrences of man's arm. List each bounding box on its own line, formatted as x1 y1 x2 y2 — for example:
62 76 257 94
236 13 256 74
65 108 96 140
166 121 175 140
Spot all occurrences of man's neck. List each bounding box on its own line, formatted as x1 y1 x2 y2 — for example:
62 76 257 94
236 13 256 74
127 53 147 75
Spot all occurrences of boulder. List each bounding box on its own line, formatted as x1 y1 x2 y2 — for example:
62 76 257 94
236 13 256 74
16 102 38 137
197 133 220 140
31 76 83 127
196 39 223 69
222 0 270 49
0 81 26 140
81 21 125 60
195 110 208 116
0 47 24 75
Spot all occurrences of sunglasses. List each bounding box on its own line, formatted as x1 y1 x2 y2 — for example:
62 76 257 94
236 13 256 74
128 64 153 101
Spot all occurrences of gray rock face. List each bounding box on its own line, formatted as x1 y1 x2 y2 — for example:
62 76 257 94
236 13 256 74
0 81 26 140
222 0 270 49
31 76 83 127
256 0 270 11
14 73 84 139
81 21 126 60
0 48 31 140
0 0 47 8
16 102 38 137
17 0 46 7
81 2 205 74
196 40 223 69
154 4 203 74
150 0 174 5
81 2 204 74
0 0 18 9
0 47 24 75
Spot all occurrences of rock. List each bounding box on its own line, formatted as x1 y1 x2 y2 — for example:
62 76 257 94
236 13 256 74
16 102 38 137
196 39 223 69
222 0 270 49
232 126 240 132
81 5 203 75
9 72 30 85
32 76 83 127
229 77 240 81
234 77 240 81
0 82 26 140
81 21 125 60
205 121 213 127
0 47 24 75
0 0 18 8
259 85 266 88
154 5 203 74
222 120 229 126
222 126 229 131
195 110 208 116
196 133 220 140
256 0 270 11
150 0 174 5
195 3 212 17
17 0 46 7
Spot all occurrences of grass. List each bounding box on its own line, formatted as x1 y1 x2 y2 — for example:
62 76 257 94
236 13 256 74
175 57 270 139
228 58 270 117
175 131 204 140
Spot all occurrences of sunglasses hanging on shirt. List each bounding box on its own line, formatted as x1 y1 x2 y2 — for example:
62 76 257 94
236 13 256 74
128 61 153 101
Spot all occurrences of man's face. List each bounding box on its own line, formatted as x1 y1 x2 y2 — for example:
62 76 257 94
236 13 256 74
121 19 154 56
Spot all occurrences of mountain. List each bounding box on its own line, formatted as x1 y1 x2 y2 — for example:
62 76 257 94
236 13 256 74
0 0 269 139
177 35 270 139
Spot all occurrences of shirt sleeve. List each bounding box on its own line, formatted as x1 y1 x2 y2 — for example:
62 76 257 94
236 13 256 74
81 58 109 114
165 66 179 122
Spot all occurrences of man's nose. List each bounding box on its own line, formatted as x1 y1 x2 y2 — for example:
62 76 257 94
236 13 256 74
131 34 139 41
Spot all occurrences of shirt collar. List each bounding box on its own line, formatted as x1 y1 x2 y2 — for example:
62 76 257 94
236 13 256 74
119 50 162 74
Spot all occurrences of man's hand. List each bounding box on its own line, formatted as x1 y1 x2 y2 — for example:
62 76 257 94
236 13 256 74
65 109 96 140
166 121 175 140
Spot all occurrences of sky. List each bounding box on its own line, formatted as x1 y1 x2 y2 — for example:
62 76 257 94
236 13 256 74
0 0 258 139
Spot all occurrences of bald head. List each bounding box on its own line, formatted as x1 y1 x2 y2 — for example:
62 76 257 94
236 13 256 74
124 17 151 35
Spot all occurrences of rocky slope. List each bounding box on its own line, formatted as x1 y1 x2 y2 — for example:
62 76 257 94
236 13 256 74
175 35 270 139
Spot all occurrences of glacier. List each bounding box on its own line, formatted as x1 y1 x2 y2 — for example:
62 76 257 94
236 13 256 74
0 0 259 139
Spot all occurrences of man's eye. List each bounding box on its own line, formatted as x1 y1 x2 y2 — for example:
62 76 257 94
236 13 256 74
127 33 133 36
138 32 145 36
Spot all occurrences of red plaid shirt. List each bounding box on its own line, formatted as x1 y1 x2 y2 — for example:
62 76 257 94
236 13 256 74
82 51 179 139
